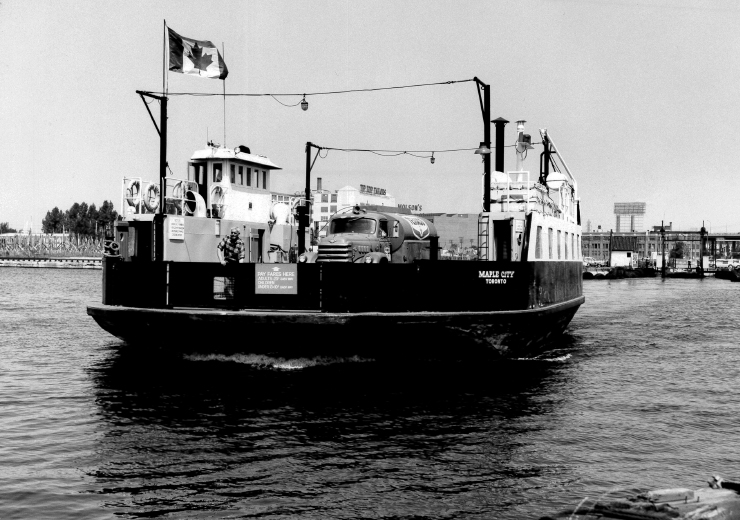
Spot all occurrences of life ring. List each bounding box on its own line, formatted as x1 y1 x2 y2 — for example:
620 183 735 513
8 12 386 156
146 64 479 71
143 183 160 212
126 179 141 207
210 184 225 203
171 181 185 211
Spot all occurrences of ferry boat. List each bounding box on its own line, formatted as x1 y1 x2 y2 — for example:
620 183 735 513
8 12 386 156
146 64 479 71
88 97 584 360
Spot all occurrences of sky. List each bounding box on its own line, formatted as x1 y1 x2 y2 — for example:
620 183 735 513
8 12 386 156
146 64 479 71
2 0 739 233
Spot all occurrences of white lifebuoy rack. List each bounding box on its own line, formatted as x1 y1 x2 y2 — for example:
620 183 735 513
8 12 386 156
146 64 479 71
163 178 199 215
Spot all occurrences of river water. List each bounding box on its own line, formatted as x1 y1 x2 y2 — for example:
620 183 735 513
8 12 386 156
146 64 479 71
1 268 739 519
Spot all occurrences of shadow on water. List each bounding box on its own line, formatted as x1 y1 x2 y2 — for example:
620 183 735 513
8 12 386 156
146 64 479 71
84 335 581 519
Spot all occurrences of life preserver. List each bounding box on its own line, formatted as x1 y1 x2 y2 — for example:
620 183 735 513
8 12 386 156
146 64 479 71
171 181 185 211
210 184 225 203
143 183 160 212
126 179 141 207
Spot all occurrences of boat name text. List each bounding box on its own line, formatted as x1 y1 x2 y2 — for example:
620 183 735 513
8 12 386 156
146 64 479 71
479 270 515 285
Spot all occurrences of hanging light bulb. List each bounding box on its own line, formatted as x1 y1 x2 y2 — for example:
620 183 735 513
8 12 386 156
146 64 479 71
300 95 308 111
430 152 435 164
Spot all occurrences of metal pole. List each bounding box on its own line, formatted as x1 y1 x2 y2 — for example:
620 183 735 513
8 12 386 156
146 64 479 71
153 95 168 262
160 96 167 211
608 229 613 268
699 223 706 276
483 85 491 212
661 221 666 278
298 142 312 255
474 78 492 212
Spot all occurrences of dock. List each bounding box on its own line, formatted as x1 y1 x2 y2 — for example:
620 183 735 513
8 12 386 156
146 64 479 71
0 256 102 269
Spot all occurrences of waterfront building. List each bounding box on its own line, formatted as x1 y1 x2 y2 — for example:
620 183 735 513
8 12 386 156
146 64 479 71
614 202 646 232
582 230 659 266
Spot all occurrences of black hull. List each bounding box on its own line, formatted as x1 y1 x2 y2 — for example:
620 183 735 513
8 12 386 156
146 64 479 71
87 295 583 360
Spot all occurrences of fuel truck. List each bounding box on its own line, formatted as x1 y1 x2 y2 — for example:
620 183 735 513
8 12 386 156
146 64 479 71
299 205 438 263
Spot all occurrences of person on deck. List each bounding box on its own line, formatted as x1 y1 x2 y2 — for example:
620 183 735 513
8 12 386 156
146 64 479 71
217 227 245 265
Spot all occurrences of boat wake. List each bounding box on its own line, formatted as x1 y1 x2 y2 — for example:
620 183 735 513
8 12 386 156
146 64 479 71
183 352 375 370
513 353 572 362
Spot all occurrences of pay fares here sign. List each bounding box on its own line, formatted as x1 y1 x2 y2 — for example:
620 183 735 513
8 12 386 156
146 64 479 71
255 265 297 294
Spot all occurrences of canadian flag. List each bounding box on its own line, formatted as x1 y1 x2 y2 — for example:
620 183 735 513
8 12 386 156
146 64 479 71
168 27 228 80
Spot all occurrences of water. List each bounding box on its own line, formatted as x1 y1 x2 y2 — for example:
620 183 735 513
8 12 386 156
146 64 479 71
1 268 739 519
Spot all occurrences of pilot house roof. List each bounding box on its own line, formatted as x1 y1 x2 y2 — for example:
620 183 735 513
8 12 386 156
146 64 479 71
190 146 282 170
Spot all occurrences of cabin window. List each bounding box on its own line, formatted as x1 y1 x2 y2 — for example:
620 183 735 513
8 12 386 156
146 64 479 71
238 166 244 185
321 194 329 203
565 232 569 259
331 194 337 203
557 230 562 259
379 220 388 237
230 164 236 184
536 226 542 259
256 170 259 188
262 171 267 189
330 205 337 213
321 206 328 213
213 163 222 183
548 228 554 259
246 168 252 187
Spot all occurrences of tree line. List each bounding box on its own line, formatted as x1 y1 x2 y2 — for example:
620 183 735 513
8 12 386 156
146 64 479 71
40 201 118 236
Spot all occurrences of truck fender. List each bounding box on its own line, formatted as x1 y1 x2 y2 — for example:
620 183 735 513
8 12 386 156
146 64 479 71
299 251 319 263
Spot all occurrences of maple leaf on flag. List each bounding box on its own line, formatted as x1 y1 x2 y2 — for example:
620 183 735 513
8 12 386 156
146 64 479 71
187 43 213 73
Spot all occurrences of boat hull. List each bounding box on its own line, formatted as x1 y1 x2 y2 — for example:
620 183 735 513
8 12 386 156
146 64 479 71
87 295 584 360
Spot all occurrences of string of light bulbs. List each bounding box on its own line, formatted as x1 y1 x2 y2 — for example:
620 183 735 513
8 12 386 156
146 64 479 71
315 144 522 164
142 78 476 111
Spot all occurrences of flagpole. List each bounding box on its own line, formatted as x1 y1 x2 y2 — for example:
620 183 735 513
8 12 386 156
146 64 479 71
163 20 168 95
222 42 226 147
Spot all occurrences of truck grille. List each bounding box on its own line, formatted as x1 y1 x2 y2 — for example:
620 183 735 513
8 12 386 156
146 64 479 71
317 244 353 262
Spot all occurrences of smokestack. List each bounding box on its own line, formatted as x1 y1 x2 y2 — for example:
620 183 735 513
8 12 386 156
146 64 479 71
317 177 322 191
493 117 509 174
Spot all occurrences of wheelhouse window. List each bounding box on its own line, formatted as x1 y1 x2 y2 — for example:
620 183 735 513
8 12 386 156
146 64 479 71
262 171 267 189
246 168 252 187
256 170 259 188
213 163 222 183
330 217 377 235
238 166 244 185
548 228 553 259
565 232 569 259
230 164 236 184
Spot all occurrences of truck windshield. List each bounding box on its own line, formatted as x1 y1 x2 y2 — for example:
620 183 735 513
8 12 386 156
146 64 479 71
330 217 377 234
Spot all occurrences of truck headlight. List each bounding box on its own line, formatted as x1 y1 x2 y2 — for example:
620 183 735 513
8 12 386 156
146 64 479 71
364 255 374 263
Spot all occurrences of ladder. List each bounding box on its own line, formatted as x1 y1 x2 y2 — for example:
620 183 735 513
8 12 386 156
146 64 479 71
477 214 489 261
